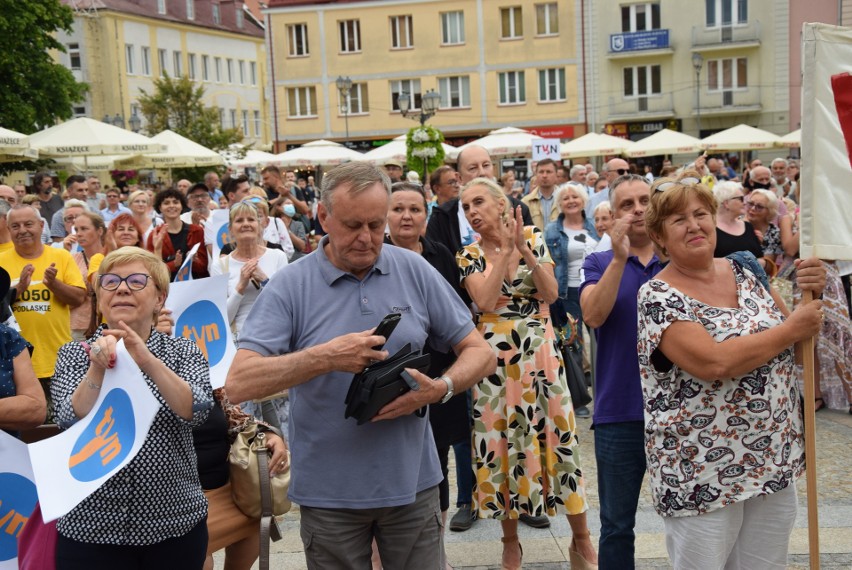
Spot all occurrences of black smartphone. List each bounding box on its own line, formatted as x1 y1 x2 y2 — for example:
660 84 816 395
372 313 401 350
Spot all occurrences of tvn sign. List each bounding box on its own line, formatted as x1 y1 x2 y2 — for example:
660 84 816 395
610 29 669 52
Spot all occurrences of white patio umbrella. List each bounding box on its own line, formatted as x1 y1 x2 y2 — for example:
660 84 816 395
55 155 128 171
119 130 224 169
458 127 543 157
0 126 38 162
700 124 781 151
359 135 457 165
777 129 801 148
273 139 364 167
560 132 634 158
625 129 703 157
228 149 280 169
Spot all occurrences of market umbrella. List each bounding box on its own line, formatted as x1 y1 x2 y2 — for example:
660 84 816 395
700 123 781 151
228 149 279 169
273 139 364 167
120 130 224 169
625 129 702 157
0 126 38 162
560 132 634 158
359 135 457 166
777 129 801 148
458 127 543 157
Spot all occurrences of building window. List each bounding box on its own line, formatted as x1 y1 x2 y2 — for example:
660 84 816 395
288 24 309 56
250 62 257 85
229 109 237 129
141 47 150 75
68 43 81 69
236 7 243 28
241 110 249 134
706 0 747 27
239 60 245 84
390 15 413 49
538 68 565 102
339 20 361 53
173 51 182 76
288 87 318 117
621 3 661 32
73 106 87 117
212 3 220 25
125 44 134 74
438 76 470 109
623 65 662 97
498 71 526 105
214 57 222 82
254 110 261 137
226 59 234 83
340 83 369 114
186 0 194 19
201 55 209 80
158 48 168 76
188 53 196 79
535 3 559 36
500 7 523 39
391 79 421 111
218 108 225 128
441 11 465 45
707 57 748 90
157 0 166 14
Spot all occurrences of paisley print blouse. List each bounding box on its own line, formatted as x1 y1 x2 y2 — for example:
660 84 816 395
637 260 804 518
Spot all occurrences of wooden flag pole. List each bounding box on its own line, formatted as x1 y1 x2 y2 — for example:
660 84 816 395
801 288 820 570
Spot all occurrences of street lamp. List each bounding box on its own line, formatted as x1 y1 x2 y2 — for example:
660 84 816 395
112 114 125 129
692 52 704 137
397 89 441 180
128 113 142 133
335 75 352 145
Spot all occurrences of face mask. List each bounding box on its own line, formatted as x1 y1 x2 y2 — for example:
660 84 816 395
283 205 296 217
751 181 771 190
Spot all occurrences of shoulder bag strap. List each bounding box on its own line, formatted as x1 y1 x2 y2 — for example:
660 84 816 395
255 432 281 570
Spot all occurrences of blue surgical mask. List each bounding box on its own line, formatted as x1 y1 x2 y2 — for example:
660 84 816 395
283 205 296 217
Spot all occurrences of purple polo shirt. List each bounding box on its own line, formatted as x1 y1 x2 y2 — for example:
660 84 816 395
580 249 663 426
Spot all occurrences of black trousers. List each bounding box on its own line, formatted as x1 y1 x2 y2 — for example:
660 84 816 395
55 517 208 570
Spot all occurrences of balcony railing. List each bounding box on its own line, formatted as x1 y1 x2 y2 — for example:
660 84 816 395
692 20 761 47
696 86 762 116
607 93 675 121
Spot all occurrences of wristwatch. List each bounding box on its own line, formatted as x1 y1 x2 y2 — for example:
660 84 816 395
437 375 454 404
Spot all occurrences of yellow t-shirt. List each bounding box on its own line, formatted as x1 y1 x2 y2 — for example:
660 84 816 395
0 241 12 253
87 253 104 282
0 247 86 377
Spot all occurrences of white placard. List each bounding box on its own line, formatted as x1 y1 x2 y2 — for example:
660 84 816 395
29 341 160 522
166 274 235 390
532 138 561 161
174 243 201 282
0 431 37 569
207 209 231 260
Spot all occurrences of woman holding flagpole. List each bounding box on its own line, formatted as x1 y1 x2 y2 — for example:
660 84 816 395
146 189 208 281
51 247 213 569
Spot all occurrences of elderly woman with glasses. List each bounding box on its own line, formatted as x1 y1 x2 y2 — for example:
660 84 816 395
51 247 213 569
744 189 783 262
147 189 209 281
712 181 764 262
636 172 826 569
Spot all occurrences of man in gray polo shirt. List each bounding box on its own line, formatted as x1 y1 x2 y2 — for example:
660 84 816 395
226 162 495 569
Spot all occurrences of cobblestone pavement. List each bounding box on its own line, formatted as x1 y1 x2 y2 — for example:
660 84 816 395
216 408 852 569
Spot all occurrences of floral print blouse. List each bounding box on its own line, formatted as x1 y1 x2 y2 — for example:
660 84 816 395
637 260 804 518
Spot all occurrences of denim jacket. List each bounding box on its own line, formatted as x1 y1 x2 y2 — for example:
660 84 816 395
544 214 598 298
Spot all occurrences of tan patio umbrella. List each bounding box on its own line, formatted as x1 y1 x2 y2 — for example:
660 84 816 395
560 132 634 158
625 129 702 157
359 134 458 165
120 130 225 169
273 139 364 167
0 126 38 162
457 127 543 157
777 129 801 148
700 123 781 151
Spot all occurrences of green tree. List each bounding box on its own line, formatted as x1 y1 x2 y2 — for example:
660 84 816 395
137 74 243 153
0 0 87 132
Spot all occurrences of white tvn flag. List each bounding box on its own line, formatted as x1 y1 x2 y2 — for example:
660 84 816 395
0 431 38 570
29 341 160 522
800 23 852 261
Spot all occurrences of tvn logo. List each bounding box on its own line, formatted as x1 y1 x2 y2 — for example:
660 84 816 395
178 301 228 366
69 389 135 482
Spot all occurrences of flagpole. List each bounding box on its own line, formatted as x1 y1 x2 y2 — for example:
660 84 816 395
801 288 820 570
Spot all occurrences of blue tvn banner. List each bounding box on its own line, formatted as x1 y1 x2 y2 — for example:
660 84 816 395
610 30 670 52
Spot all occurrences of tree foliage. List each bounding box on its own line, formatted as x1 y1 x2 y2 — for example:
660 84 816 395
0 0 87 133
137 74 244 153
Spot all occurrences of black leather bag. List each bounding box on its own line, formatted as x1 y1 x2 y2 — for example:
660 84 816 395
344 343 431 425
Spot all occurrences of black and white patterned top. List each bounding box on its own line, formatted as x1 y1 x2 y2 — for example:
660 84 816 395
761 223 783 256
51 326 213 545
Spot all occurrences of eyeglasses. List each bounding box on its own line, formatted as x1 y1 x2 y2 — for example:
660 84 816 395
727 196 745 202
653 177 701 193
63 215 78 222
99 273 152 291
743 202 767 212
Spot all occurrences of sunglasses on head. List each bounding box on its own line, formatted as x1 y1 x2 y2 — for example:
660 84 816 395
653 177 701 193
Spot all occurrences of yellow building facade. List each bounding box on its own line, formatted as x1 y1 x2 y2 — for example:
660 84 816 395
57 0 271 147
265 0 585 150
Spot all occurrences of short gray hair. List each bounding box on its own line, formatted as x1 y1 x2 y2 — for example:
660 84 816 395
6 204 41 224
556 183 589 208
593 200 612 217
749 189 779 219
63 198 87 211
569 165 586 178
713 180 743 205
770 157 788 168
321 162 390 215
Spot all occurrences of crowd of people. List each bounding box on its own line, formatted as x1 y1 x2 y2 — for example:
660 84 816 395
0 146 848 570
